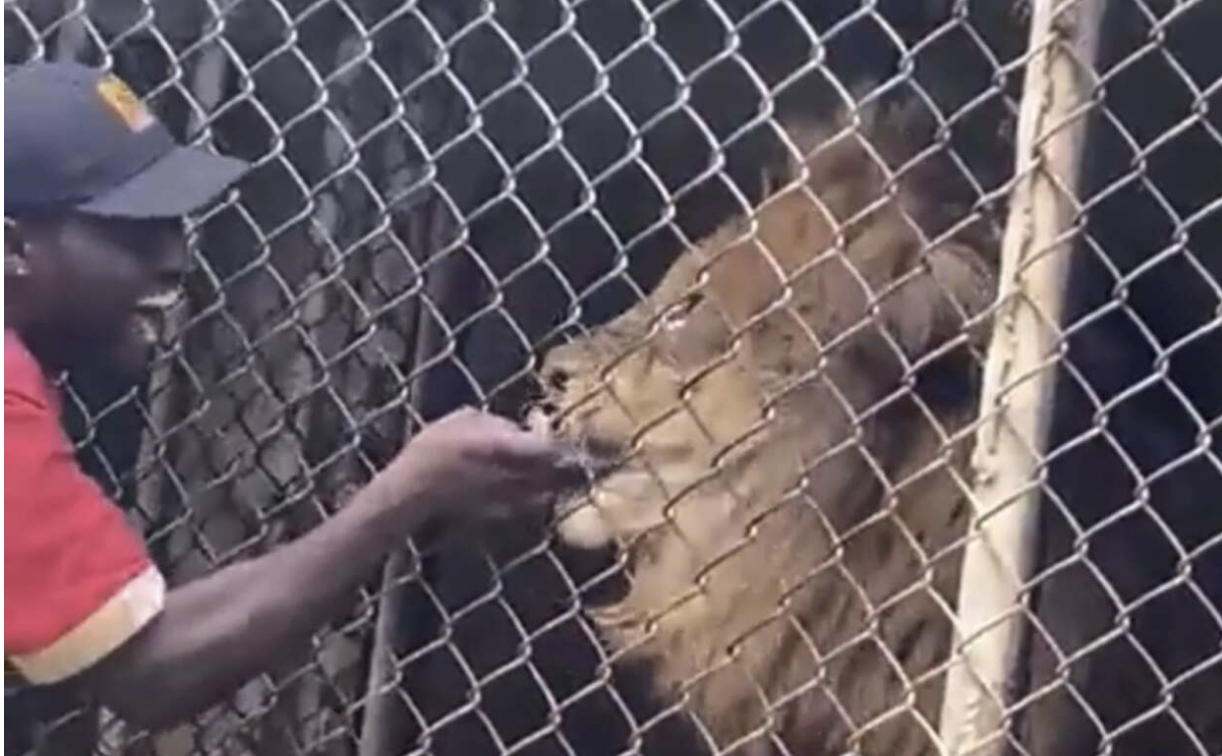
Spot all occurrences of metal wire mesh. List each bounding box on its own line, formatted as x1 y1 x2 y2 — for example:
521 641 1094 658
4 1 1219 755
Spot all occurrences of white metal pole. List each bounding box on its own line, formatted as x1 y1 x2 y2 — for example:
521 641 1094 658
938 1 1107 754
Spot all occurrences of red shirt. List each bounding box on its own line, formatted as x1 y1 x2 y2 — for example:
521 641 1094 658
4 329 165 684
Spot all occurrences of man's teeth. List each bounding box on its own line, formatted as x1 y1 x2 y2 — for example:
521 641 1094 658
137 288 182 310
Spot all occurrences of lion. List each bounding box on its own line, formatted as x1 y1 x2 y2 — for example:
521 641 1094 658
530 98 999 756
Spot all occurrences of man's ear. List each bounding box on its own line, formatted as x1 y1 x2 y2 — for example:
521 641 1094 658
877 241 997 359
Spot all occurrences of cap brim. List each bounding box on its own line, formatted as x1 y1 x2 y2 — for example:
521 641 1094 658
78 144 249 219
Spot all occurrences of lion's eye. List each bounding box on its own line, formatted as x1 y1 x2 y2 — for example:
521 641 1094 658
661 292 704 332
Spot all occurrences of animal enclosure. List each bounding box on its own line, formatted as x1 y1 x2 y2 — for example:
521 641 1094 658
5 1 1220 756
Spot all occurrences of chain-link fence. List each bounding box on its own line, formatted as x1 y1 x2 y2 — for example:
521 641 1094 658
4 1 1220 755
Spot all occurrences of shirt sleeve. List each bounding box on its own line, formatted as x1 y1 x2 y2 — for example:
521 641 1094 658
4 383 165 685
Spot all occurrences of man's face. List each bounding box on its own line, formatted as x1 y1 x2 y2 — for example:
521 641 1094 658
18 213 188 378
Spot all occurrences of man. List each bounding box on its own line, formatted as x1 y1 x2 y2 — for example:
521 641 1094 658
4 61 580 732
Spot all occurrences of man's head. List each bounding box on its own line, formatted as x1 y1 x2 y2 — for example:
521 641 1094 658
4 61 249 377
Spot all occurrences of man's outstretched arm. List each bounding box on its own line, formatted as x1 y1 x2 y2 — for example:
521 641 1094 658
73 408 582 729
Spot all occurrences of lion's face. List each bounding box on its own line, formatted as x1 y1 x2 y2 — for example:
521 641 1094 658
534 248 767 550
534 127 994 554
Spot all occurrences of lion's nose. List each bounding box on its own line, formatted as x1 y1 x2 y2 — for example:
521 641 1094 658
542 362 571 395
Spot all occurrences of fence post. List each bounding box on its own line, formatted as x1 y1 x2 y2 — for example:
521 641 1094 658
358 195 463 756
938 0 1106 754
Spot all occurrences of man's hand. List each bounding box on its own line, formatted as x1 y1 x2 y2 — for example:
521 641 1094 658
374 407 585 525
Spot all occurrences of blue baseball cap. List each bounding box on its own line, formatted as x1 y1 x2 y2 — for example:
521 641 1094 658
4 61 249 219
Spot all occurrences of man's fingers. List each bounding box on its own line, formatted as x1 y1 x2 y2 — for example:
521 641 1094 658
485 424 571 462
541 452 591 490
483 431 589 488
436 408 590 490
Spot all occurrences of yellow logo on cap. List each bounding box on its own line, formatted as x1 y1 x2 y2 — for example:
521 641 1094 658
96 75 154 132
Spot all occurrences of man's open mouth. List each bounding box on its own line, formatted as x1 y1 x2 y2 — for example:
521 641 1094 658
129 288 182 347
